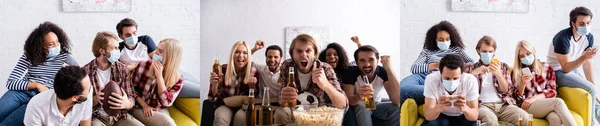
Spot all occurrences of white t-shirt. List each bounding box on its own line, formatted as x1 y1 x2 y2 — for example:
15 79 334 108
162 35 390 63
298 72 311 91
342 66 388 102
547 28 594 76
96 68 111 87
479 73 503 103
24 89 93 126
119 43 150 65
423 71 479 117
255 64 281 98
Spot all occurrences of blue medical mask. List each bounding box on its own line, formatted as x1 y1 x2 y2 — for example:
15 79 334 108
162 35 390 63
577 26 592 36
442 79 460 92
153 54 163 63
437 41 451 51
47 43 61 58
125 35 138 46
106 50 121 64
520 54 535 66
479 52 494 65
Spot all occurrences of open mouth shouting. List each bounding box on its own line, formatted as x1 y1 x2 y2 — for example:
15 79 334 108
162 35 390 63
362 66 373 76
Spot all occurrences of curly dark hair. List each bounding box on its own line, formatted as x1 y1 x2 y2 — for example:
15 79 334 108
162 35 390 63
439 54 465 73
24 21 71 67
116 18 138 39
319 43 350 70
423 21 465 51
54 66 87 100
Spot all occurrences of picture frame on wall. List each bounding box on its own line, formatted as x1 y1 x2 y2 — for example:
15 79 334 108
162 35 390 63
451 0 530 13
62 0 132 13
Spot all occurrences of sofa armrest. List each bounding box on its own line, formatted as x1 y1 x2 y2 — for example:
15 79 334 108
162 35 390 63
559 87 592 126
201 100 215 126
401 98 419 126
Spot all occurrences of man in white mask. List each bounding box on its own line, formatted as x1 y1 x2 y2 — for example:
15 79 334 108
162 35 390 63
422 54 479 126
546 6 600 124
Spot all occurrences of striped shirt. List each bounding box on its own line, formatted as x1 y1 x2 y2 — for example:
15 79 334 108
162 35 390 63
7 53 75 90
410 47 474 74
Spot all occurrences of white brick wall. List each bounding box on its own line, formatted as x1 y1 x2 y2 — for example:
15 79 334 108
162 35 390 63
400 0 600 87
201 0 401 101
0 0 200 96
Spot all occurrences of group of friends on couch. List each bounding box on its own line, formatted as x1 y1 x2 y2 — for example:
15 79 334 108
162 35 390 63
208 6 597 126
0 18 185 126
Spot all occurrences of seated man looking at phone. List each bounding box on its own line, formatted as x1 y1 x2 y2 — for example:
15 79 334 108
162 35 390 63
464 36 529 126
422 54 479 126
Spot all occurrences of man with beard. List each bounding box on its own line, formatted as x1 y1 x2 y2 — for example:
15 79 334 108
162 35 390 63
274 34 348 124
24 66 93 126
251 40 283 98
342 45 400 126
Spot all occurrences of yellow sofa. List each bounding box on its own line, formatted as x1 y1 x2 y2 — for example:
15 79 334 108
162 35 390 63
400 87 592 126
168 98 201 126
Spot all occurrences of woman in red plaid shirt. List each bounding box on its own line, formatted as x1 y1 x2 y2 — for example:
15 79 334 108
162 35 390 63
130 38 184 126
512 40 576 126
208 41 260 126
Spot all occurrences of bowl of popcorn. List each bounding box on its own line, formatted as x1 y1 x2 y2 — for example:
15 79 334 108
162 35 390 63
292 106 344 126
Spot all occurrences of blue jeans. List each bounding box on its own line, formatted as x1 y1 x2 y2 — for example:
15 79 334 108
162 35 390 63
421 114 476 126
555 70 600 123
353 101 400 126
400 73 428 106
0 90 37 126
342 106 357 126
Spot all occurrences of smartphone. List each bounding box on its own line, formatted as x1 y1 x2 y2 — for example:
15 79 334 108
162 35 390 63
522 67 532 76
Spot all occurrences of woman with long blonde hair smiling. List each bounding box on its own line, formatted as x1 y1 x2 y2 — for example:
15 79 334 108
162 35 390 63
512 40 576 126
130 38 184 126
208 40 259 126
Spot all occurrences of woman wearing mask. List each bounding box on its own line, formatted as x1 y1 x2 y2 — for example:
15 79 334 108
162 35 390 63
0 21 77 126
209 41 260 126
512 40 576 126
399 21 474 107
130 38 184 126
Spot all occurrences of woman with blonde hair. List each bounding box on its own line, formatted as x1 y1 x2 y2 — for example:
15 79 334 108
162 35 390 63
512 40 576 126
130 38 184 126
208 41 260 126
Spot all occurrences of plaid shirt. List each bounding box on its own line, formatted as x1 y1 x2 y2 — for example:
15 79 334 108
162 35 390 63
464 61 516 105
82 59 136 120
278 59 348 108
513 66 557 107
131 60 184 109
207 63 260 107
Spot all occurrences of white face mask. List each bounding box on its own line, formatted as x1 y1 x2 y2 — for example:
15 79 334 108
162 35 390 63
437 41 451 50
479 52 494 65
520 54 535 66
576 25 592 36
105 50 121 64
47 43 61 58
442 79 460 92
125 35 138 46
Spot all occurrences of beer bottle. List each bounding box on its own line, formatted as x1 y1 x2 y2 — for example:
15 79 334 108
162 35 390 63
246 88 256 126
287 67 297 107
362 75 376 110
258 87 273 125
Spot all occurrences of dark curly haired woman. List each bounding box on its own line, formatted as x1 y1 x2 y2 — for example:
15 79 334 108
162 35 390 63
0 21 78 125
399 20 474 107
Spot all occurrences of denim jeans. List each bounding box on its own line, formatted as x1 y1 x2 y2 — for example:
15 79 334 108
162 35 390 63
353 101 400 126
400 73 428 107
555 70 600 124
0 90 37 126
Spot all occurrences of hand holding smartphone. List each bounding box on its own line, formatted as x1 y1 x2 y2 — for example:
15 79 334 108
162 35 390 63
522 67 532 76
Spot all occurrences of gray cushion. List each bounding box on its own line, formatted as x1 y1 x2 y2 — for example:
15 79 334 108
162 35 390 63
177 71 200 98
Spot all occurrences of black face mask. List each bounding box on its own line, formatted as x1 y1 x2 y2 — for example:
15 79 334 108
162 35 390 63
73 95 88 104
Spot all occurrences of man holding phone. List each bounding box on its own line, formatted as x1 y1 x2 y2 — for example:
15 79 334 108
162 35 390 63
546 6 600 124
422 54 479 126
464 36 530 125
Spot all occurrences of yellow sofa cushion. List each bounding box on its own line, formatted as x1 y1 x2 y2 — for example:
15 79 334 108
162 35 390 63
168 107 198 126
400 99 419 126
173 98 201 125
